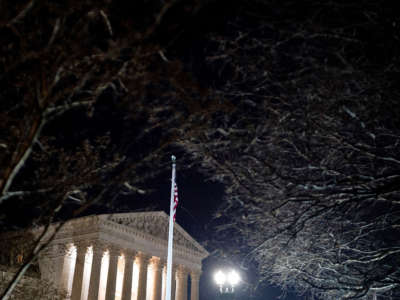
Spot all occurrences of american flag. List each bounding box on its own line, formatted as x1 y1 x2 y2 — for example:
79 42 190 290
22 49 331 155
173 183 178 222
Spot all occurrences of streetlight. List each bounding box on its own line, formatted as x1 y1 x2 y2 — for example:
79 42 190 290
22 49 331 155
214 269 241 294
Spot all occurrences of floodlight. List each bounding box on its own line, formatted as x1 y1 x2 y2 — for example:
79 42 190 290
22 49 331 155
214 270 226 286
227 270 240 286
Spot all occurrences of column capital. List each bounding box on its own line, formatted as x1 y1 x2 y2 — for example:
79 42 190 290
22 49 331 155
74 241 90 252
123 249 137 259
56 243 69 256
90 240 107 251
150 256 161 267
136 252 151 263
106 244 121 257
176 265 188 278
65 243 75 257
190 270 202 281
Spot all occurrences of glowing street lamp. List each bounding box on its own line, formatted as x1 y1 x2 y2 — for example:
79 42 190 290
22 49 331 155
214 269 241 294
227 270 240 286
214 270 226 286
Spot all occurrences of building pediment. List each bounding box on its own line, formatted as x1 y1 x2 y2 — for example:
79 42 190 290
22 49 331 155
101 211 208 257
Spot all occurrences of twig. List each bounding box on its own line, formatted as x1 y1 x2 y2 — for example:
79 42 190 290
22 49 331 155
8 0 36 26
99 10 113 37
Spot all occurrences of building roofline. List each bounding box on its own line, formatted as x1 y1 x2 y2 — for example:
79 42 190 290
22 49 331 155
98 211 209 256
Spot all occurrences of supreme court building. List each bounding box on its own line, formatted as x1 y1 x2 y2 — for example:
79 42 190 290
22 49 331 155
35 211 209 300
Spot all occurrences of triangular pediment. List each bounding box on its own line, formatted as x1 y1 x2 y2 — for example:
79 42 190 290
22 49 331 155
102 211 208 256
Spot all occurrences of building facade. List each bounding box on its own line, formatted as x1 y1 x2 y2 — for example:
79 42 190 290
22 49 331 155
36 211 209 300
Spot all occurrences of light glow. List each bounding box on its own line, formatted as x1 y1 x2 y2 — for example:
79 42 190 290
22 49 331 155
115 255 125 300
162 265 167 300
81 246 93 300
99 251 110 300
66 245 77 297
146 262 154 300
132 259 140 300
214 270 226 286
227 270 240 286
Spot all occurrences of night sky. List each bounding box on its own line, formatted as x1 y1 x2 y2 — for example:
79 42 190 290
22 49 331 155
1 0 399 299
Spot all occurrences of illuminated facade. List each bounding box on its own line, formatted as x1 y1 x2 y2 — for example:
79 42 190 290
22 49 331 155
36 212 208 300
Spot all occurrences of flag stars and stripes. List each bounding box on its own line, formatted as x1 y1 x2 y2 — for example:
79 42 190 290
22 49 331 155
173 183 178 221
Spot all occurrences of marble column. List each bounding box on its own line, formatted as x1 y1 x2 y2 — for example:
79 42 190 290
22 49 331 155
105 247 120 300
71 243 88 300
175 267 187 300
121 251 136 300
151 257 162 300
162 263 167 300
87 244 104 300
136 253 150 300
162 264 176 300
171 266 176 300
190 271 201 300
59 244 74 295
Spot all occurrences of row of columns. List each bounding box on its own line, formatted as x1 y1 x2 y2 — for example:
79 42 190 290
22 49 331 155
52 242 200 300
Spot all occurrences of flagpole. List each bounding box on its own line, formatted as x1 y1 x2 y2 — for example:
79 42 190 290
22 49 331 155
166 155 176 300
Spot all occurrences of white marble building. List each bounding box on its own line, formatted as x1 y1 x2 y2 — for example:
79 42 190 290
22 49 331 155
37 211 209 300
